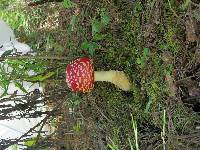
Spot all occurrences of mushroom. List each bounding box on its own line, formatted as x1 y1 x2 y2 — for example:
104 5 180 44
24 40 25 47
66 57 131 93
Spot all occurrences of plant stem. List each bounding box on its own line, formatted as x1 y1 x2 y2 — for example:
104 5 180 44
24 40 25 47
94 70 131 91
0 55 70 61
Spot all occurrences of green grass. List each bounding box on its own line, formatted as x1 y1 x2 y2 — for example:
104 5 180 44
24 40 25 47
0 0 29 32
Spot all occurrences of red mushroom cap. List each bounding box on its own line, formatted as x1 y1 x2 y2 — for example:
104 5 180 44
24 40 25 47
66 57 94 93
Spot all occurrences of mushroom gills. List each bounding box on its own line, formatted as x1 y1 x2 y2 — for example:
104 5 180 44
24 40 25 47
94 70 131 91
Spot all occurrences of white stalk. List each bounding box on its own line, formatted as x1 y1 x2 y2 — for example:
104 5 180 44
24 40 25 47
94 70 131 91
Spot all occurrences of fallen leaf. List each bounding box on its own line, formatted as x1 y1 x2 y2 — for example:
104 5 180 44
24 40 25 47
195 47 200 63
165 75 177 96
161 51 173 64
185 19 198 42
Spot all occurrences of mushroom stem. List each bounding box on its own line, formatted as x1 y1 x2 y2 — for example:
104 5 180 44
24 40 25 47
94 70 131 91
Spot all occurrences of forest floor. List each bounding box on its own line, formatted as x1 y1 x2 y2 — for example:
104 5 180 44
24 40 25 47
1 0 200 149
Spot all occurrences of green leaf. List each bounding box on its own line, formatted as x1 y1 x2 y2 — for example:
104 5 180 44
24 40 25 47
145 97 152 113
69 93 82 106
0 78 9 98
136 58 141 65
93 33 107 40
182 0 190 10
24 138 37 147
7 59 25 66
81 41 98 56
91 9 110 38
25 71 55 82
164 64 173 75
100 11 110 26
24 136 49 149
81 41 89 50
12 144 18 150
73 121 82 133
63 0 76 9
15 81 28 93
143 47 149 57
88 43 98 56
92 20 103 36
1 50 13 58
68 15 77 32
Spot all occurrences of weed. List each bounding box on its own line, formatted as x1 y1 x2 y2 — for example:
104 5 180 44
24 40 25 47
81 41 99 56
108 137 119 150
68 93 82 107
73 121 83 134
161 109 166 150
136 47 150 69
63 0 77 9
11 144 18 150
131 114 139 150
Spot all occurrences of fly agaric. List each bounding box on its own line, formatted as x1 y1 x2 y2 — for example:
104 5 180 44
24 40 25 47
66 57 131 93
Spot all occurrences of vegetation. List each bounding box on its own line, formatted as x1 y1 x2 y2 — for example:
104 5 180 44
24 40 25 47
0 0 200 149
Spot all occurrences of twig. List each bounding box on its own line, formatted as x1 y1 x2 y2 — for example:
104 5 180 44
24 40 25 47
1 89 66 149
182 96 200 103
161 110 166 150
175 71 200 85
32 92 68 149
3 115 48 149
34 106 59 146
167 0 179 18
0 55 70 61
